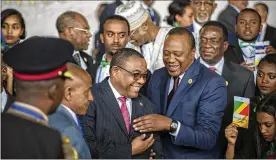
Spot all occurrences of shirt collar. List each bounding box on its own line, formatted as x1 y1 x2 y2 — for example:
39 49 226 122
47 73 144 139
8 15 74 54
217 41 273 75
230 4 241 13
200 57 224 75
61 104 78 125
170 72 185 82
73 50 79 56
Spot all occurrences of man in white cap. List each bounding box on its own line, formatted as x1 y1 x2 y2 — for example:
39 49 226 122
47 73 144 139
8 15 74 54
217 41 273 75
115 0 172 72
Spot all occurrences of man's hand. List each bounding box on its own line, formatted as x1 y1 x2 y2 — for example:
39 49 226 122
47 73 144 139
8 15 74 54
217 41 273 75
240 61 256 72
131 134 154 156
133 114 172 133
265 45 276 54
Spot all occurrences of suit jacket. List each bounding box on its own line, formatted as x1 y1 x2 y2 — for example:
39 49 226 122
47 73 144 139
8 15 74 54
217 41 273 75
3 90 14 113
218 5 239 34
1 113 64 159
147 60 227 158
217 61 255 158
224 44 245 64
80 78 163 159
70 51 97 82
48 105 91 159
264 25 276 49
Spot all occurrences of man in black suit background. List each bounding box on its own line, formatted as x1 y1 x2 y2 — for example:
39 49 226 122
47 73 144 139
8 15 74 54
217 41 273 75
56 11 96 81
254 2 276 49
199 21 255 158
142 0 160 26
80 48 162 159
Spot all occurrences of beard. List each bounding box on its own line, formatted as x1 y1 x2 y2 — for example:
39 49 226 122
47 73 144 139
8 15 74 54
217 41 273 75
196 12 210 24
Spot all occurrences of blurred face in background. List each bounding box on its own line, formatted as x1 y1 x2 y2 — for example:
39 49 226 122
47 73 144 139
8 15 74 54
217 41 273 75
1 15 24 45
175 5 194 28
229 0 248 11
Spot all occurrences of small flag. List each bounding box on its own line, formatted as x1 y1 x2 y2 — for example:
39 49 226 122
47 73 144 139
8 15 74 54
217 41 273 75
232 96 250 129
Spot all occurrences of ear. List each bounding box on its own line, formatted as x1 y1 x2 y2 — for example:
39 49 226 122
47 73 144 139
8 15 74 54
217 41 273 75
175 14 181 23
48 84 59 102
141 22 148 32
223 41 229 52
64 86 73 101
64 27 74 37
100 33 104 44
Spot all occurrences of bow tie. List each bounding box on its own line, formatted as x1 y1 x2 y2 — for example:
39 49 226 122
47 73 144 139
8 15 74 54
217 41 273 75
100 60 109 68
239 41 255 48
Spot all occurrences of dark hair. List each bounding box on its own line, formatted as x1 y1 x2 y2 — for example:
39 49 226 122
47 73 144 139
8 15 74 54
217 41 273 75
254 2 269 13
102 15 130 34
236 8 262 24
167 1 191 26
167 27 195 49
258 54 276 68
201 21 228 42
110 48 144 68
1 9 26 39
255 93 276 158
56 11 84 33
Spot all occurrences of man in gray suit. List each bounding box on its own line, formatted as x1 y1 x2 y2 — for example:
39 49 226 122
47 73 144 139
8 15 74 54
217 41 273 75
142 0 160 26
218 0 248 34
49 63 93 159
199 21 255 158
80 48 163 159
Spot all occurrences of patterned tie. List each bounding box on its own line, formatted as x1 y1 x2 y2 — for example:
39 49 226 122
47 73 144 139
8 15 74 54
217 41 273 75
73 52 81 66
209 67 216 72
167 77 180 107
118 97 130 134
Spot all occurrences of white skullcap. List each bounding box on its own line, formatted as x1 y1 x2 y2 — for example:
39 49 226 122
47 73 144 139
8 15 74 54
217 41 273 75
115 1 149 31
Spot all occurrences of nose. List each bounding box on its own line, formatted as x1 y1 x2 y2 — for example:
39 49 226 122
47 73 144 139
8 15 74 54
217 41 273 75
261 75 268 84
7 27 13 34
87 32 92 38
260 125 266 134
114 34 119 43
136 75 146 85
88 91 94 102
199 2 205 11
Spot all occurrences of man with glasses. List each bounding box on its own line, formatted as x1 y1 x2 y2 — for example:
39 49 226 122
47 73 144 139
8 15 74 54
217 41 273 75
80 48 163 159
56 11 96 81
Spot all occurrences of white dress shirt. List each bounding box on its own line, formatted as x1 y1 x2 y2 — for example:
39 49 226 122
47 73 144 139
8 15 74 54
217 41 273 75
62 104 79 126
200 57 225 76
260 23 267 41
73 51 88 70
168 72 185 137
1 88 7 112
108 79 132 120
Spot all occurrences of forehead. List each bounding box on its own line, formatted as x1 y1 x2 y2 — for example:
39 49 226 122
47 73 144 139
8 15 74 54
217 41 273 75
201 26 223 36
238 11 260 21
257 112 275 122
165 34 191 51
104 19 128 31
4 15 21 23
192 0 214 3
123 57 147 71
259 62 276 72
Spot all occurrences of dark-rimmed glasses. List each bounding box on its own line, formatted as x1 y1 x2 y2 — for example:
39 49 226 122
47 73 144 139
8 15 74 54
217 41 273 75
116 65 148 81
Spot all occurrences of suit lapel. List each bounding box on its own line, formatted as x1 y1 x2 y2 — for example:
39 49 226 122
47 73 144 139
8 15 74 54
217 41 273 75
232 44 245 63
159 74 170 115
166 61 200 117
99 79 129 138
129 98 144 139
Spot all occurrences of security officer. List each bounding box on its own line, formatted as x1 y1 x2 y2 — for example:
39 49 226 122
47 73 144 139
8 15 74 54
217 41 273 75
1 37 78 159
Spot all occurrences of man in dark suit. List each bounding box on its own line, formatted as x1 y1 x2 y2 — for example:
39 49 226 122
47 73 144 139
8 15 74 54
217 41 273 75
199 21 255 158
224 8 276 72
56 11 97 82
1 37 76 159
218 0 248 34
49 63 93 159
80 48 163 159
133 27 227 158
254 2 276 49
142 0 160 26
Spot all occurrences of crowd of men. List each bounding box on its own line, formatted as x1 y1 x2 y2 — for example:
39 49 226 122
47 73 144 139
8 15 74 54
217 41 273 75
1 0 276 159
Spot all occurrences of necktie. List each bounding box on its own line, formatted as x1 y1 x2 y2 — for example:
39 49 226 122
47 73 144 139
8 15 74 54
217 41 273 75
167 77 180 107
118 97 130 134
209 67 216 72
73 52 81 66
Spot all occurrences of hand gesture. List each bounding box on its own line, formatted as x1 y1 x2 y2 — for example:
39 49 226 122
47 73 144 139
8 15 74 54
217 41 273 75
131 134 154 155
225 123 239 145
265 45 276 54
240 61 255 72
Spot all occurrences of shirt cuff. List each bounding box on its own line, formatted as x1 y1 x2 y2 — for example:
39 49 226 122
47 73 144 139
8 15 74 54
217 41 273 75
169 121 181 138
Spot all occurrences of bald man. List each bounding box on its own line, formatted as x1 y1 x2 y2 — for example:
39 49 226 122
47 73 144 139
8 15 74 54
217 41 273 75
49 63 93 159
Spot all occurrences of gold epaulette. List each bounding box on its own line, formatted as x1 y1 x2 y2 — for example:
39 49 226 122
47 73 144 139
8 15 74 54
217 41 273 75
61 136 78 159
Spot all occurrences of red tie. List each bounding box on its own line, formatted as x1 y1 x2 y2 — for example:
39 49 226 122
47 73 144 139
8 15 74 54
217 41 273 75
167 77 180 107
118 97 130 134
209 67 216 72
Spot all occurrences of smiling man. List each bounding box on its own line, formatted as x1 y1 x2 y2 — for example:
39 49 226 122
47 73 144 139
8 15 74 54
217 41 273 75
80 48 163 159
133 27 227 158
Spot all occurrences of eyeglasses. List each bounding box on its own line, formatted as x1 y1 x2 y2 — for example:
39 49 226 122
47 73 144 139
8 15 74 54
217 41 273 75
71 27 91 35
116 65 148 81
